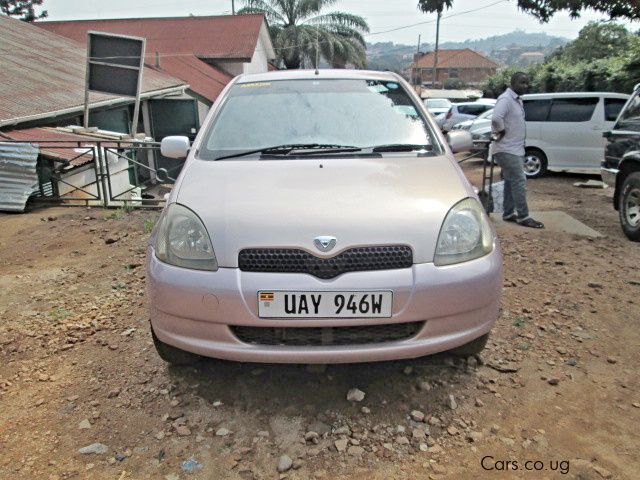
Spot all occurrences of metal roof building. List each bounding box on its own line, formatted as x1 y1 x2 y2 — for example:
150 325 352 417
37 14 276 104
0 14 188 129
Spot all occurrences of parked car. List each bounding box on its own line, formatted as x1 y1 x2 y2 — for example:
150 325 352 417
440 99 496 132
423 98 452 116
522 92 629 177
148 69 502 365
452 108 493 131
602 85 640 241
470 125 493 161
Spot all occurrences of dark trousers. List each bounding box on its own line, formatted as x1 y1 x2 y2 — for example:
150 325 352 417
494 152 529 220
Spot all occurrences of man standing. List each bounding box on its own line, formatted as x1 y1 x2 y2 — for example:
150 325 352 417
491 72 544 228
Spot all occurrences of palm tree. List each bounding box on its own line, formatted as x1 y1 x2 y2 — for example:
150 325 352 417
238 0 369 69
418 0 453 87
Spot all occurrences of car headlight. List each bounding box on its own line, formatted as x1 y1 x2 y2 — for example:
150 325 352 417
155 203 218 271
434 198 493 266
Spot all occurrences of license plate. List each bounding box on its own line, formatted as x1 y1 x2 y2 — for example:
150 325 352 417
258 291 393 318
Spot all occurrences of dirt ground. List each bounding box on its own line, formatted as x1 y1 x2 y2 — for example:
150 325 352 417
1 159 639 480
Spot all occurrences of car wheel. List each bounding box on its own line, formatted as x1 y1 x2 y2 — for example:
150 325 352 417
619 171 640 242
449 333 489 356
523 149 548 178
151 327 201 365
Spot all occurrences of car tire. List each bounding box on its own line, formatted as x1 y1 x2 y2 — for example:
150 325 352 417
523 149 548 178
619 171 640 242
449 333 490 356
151 327 201 365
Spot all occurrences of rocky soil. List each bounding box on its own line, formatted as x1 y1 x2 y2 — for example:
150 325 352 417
0 160 638 480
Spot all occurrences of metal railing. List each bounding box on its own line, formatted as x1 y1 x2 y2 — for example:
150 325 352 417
1 139 183 209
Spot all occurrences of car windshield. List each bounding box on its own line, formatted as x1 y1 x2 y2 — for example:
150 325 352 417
426 99 451 108
476 109 493 120
200 78 438 160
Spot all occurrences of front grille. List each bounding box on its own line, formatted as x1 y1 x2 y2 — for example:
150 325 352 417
231 321 424 347
238 246 413 279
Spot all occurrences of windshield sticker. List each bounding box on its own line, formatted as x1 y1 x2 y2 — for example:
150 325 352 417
240 82 272 88
386 82 399 90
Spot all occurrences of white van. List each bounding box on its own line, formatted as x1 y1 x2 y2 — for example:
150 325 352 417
521 92 629 177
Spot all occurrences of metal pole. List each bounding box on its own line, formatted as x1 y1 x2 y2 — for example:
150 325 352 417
84 34 92 129
315 24 320 74
130 37 147 137
232 0 235 15
432 9 441 88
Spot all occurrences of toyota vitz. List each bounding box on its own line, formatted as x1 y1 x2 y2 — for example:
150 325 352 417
147 70 503 365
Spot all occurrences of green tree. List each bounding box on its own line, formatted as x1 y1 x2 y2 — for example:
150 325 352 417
238 0 369 69
418 0 640 22
0 0 47 21
482 21 640 96
560 21 630 61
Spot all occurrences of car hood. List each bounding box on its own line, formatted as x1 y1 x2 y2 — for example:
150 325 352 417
469 119 492 133
176 155 472 266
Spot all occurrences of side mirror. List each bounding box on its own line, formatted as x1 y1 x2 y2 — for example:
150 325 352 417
161 136 190 159
602 130 612 139
447 130 474 153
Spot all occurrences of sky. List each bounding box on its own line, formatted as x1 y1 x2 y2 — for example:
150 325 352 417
43 0 635 45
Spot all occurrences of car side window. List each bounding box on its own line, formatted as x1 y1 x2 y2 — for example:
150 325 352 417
523 99 551 121
616 93 640 131
547 98 599 122
459 105 486 116
604 98 627 122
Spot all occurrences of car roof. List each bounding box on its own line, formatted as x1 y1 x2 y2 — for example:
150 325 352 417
235 69 402 83
522 92 630 100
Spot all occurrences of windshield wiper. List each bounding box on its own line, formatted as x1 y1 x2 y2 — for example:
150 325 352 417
370 144 433 153
215 143 360 161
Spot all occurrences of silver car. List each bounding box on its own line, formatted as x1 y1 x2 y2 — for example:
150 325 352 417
441 100 496 132
424 98 452 117
453 108 493 131
148 70 503 365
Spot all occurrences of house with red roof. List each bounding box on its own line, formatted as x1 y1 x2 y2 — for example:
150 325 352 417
37 14 276 122
411 49 499 88
0 14 187 133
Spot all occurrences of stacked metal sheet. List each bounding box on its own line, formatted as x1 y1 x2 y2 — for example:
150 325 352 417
0 142 39 212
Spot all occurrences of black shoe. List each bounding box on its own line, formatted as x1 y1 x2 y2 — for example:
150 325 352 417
502 213 517 223
517 217 544 229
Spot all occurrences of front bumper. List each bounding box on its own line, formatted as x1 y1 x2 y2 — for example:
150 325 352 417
601 167 618 189
147 247 503 363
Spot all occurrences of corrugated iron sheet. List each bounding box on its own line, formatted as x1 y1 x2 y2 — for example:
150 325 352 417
38 15 267 60
0 142 39 212
2 128 97 167
158 55 233 102
37 15 267 103
414 49 499 69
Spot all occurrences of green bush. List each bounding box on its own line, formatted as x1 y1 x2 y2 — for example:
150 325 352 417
482 21 640 96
